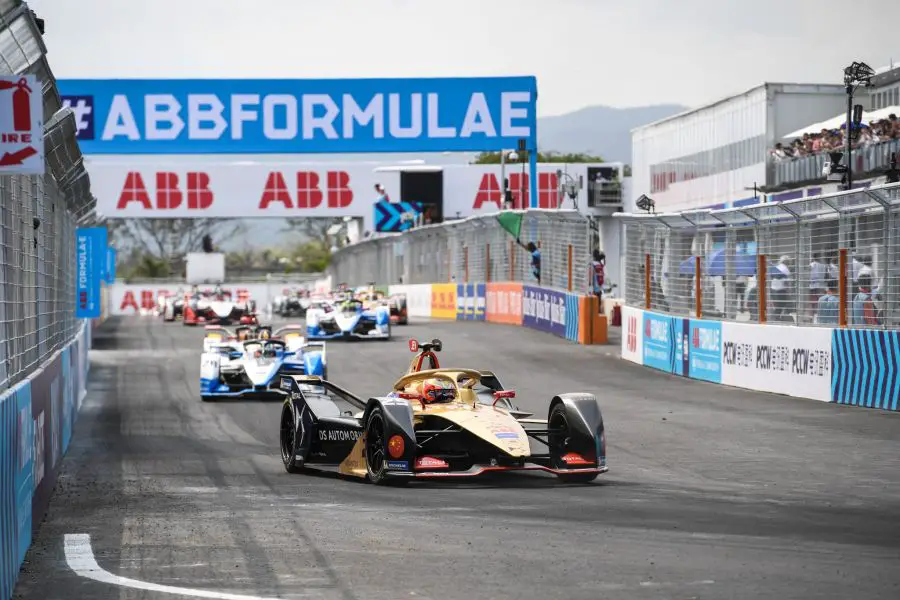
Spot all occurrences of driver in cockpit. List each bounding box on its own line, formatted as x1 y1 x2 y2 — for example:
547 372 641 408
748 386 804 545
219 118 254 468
421 379 457 404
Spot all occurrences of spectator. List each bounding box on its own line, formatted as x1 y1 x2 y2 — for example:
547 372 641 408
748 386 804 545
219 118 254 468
816 279 840 325
809 252 827 316
827 252 840 281
851 274 879 326
526 242 541 284
771 116 900 161
591 249 606 306
771 255 792 322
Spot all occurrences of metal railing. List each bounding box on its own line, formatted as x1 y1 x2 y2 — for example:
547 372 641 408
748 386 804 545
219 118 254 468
0 2 96 391
616 181 900 329
773 138 900 188
328 209 594 293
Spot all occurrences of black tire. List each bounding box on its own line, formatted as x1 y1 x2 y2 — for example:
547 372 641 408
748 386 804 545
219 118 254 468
201 395 215 403
280 404 306 474
364 408 406 486
548 404 598 483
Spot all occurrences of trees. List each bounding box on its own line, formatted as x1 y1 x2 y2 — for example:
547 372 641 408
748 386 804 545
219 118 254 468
472 151 606 164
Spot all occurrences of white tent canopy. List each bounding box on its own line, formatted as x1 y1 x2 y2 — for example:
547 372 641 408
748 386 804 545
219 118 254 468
784 105 900 138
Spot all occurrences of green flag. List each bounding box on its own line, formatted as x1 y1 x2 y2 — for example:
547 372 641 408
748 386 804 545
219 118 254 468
496 212 523 240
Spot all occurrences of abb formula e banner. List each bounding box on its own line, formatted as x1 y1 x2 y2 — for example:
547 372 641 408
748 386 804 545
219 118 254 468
86 160 609 220
58 77 537 155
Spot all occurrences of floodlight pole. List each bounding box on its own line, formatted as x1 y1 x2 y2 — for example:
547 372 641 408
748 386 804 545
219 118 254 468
845 83 853 190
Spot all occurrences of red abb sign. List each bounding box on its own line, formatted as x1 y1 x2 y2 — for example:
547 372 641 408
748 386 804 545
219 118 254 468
118 288 251 313
118 172 213 210
259 171 354 209
472 173 559 210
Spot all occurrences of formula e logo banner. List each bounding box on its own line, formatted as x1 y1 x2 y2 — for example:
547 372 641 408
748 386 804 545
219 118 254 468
688 319 722 383
522 286 565 337
58 77 537 154
75 228 106 319
642 312 687 376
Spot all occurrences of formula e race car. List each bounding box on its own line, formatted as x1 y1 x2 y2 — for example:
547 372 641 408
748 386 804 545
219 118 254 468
356 287 409 325
201 323 278 351
305 298 391 340
200 328 326 401
184 288 257 326
276 289 311 318
278 338 607 484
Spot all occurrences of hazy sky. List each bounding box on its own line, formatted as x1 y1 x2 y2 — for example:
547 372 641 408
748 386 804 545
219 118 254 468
27 0 899 116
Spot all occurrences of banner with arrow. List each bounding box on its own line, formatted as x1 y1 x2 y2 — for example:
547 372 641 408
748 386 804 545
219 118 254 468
0 75 44 175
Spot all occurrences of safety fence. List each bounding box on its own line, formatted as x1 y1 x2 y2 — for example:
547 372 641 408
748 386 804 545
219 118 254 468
328 209 595 294
617 181 900 330
1 2 96 393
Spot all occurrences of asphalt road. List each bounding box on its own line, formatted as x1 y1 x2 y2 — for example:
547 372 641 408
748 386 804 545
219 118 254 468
13 316 900 600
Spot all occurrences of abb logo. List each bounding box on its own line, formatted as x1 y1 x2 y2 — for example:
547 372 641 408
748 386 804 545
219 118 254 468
627 316 638 353
259 171 353 209
473 173 559 210
118 172 213 210
118 288 251 313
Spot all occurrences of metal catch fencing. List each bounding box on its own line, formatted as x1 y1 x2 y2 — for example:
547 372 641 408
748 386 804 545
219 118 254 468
0 2 96 392
616 181 900 329
328 209 594 293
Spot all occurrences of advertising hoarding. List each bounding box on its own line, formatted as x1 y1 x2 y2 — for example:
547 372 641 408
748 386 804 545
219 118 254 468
522 286 566 337
688 319 722 383
75 228 106 318
642 312 687 376
430 284 457 320
721 322 831 401
456 284 486 321
620 306 643 364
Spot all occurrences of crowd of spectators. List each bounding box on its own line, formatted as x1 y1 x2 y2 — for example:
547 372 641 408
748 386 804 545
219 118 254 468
770 113 900 161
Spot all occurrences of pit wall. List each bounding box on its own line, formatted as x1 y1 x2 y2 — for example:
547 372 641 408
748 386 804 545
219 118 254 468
620 306 899 411
0 321 92 600
390 282 607 345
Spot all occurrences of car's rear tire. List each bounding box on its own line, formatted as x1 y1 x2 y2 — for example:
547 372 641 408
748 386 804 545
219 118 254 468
280 404 306 474
201 395 215 403
548 404 598 484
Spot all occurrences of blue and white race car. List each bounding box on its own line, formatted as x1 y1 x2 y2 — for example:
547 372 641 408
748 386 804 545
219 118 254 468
200 329 327 401
305 298 391 340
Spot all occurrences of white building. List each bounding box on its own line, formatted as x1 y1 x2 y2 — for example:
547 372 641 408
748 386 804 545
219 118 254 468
630 83 848 212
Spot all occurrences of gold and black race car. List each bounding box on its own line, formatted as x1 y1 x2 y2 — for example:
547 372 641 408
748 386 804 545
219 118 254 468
278 339 608 484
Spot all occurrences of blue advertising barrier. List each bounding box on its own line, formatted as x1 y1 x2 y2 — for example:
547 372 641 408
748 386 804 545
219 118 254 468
522 286 566 338
375 200 422 233
642 312 687 376
456 284 486 321
564 293 580 342
59 78 539 155
832 329 900 411
75 227 106 318
0 380 31 600
687 319 723 383
105 247 117 284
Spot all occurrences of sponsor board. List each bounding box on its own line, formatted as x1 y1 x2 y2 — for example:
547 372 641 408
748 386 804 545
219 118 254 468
642 312 687 376
688 319 722 383
59 77 537 155
388 284 431 318
456 283 486 321
75 227 107 318
620 306 643 364
0 75 44 175
109 282 273 316
485 282 523 325
721 322 831 401
430 284 457 320
832 329 900 411
522 286 566 337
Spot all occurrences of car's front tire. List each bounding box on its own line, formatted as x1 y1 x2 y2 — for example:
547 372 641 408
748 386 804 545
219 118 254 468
548 403 599 484
280 404 306 474
201 395 215 403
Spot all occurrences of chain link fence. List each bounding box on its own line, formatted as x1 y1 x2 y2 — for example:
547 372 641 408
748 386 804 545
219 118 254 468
618 181 900 329
0 2 96 392
329 209 594 293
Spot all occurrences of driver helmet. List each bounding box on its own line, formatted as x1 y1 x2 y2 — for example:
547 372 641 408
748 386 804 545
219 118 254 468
422 379 457 404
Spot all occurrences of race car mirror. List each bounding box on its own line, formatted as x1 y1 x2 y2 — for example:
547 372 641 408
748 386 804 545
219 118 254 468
492 390 516 406
408 339 419 352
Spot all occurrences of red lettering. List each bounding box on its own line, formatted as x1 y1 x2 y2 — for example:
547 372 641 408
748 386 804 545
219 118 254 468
297 172 323 208
473 174 501 210
156 172 182 209
141 291 155 310
538 172 559 208
120 291 138 313
21 133 31 143
259 172 293 209
509 173 529 209
188 172 213 209
117 172 152 209
327 171 353 208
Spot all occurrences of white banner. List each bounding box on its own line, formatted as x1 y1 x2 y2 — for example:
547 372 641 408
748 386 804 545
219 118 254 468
108 282 278 316
620 305 643 364
721 322 832 402
389 284 432 318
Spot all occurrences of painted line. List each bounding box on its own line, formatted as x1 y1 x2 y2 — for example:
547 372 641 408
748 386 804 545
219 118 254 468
64 534 282 600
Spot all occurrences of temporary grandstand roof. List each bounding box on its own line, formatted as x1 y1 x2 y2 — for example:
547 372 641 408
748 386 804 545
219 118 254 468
784 105 900 138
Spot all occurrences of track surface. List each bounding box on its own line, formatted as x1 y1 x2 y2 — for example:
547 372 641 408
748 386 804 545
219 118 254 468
13 317 900 600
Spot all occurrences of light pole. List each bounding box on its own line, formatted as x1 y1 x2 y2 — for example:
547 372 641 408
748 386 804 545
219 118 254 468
842 61 874 190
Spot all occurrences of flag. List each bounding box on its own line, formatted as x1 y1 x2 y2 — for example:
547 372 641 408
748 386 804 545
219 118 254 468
496 212 523 240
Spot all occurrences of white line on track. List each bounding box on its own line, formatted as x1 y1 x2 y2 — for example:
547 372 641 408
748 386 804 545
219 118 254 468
64 534 283 600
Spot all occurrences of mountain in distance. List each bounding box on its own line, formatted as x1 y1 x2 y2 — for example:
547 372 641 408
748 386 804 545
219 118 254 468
537 104 690 163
